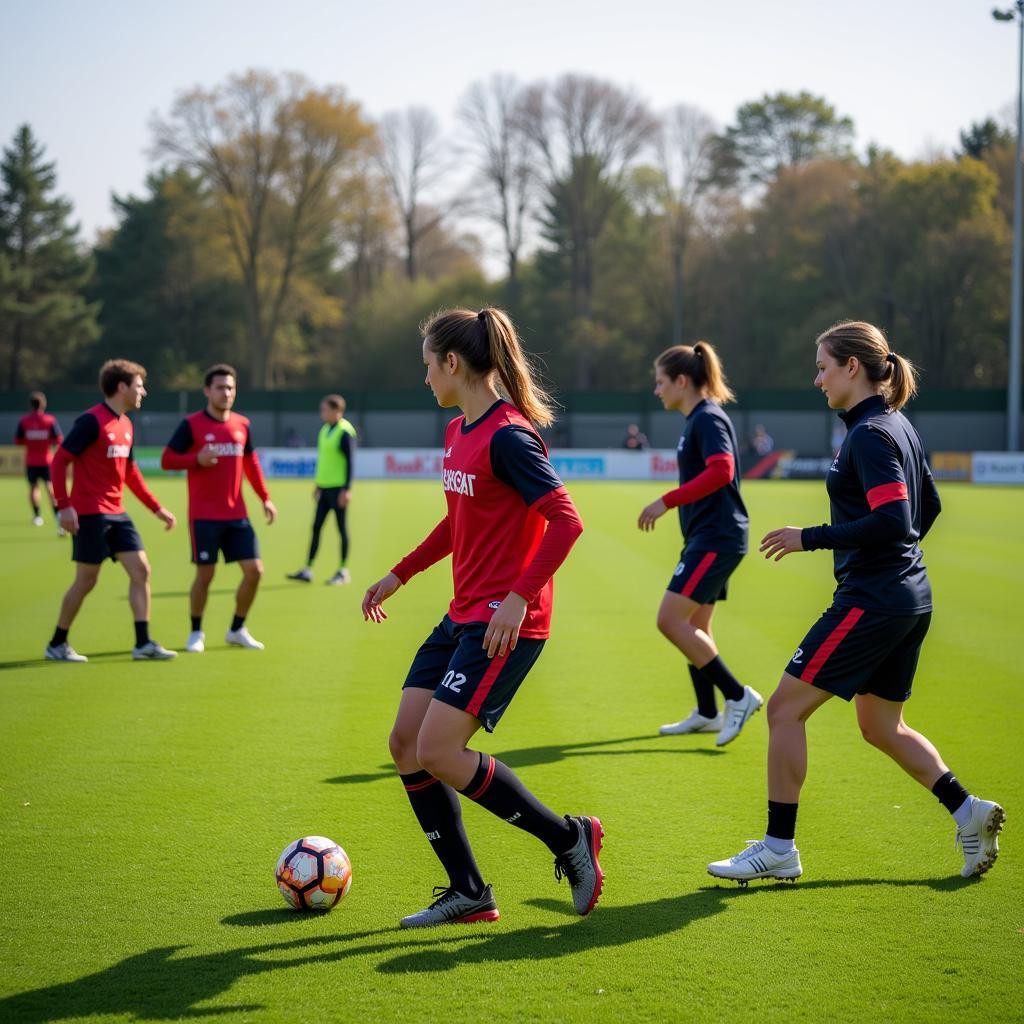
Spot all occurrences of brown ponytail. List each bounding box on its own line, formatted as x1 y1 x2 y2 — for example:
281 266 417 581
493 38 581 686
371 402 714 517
816 320 918 411
655 340 736 404
422 306 556 427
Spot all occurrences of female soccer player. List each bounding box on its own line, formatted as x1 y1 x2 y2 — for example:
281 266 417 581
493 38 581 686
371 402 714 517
362 307 602 928
637 342 760 746
708 321 1004 883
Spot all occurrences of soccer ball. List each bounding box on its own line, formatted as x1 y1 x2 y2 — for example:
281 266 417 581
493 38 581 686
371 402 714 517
275 836 352 911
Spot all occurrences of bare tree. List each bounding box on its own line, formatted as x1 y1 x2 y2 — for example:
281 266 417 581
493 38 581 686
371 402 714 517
151 70 374 387
518 74 656 384
458 75 534 305
375 107 452 280
654 105 718 344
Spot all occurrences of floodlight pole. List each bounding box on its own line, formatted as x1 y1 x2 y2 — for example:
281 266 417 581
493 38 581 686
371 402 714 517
996 2 1024 450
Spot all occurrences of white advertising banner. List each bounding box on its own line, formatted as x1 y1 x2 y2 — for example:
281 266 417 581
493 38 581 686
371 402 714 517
971 452 1024 485
258 447 679 481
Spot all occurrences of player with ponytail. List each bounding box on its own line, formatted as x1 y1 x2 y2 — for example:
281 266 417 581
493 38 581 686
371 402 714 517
362 307 603 928
638 340 761 746
709 321 1004 883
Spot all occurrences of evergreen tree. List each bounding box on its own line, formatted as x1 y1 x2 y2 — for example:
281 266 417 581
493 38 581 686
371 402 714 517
0 124 99 389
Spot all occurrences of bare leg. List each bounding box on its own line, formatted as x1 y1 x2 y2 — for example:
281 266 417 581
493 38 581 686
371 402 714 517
855 693 949 789
656 590 717 667
388 687 435 773
190 564 216 619
415 700 485 790
116 550 152 623
766 674 834 803
235 558 263 618
57 563 102 629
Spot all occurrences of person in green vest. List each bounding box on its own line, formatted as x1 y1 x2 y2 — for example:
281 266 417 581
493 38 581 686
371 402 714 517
287 394 356 585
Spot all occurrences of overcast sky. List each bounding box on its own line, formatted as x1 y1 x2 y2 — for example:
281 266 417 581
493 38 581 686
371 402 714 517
0 0 1015 244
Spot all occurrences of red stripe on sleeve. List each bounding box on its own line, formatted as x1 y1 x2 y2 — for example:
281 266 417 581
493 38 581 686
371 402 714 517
866 482 908 510
800 607 864 684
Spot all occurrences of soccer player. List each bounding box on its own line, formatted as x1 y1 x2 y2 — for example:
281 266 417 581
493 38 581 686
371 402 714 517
708 321 1004 883
45 359 177 663
15 391 63 530
286 394 356 585
637 342 761 745
161 364 277 653
362 307 601 929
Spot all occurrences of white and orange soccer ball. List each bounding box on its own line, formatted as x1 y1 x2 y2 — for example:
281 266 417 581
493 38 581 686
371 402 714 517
275 836 352 911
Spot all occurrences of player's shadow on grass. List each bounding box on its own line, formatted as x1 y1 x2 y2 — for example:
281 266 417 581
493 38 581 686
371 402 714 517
0 651 128 671
149 583 296 599
324 735 724 786
0 877 968 1022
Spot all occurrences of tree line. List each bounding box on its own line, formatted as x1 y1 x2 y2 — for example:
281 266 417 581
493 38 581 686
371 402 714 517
0 70 1013 395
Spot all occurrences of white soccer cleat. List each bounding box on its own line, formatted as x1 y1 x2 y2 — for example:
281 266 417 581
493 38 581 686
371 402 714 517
185 630 206 653
716 686 764 747
659 709 722 735
707 840 802 884
226 626 264 650
44 642 88 663
326 569 351 586
132 640 177 660
956 798 1005 878
32 515 43 526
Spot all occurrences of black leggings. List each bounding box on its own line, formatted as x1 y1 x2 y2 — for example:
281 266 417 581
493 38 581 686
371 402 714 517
308 488 348 566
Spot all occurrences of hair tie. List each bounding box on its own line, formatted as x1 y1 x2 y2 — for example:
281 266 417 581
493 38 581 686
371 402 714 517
694 346 704 359
885 351 897 364
478 310 487 322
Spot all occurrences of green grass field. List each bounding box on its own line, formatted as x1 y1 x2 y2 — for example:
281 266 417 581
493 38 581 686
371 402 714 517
0 477 1021 1023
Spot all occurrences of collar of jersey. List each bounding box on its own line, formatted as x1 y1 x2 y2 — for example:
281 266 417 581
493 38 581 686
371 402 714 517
686 398 710 418
202 409 232 424
460 398 507 434
839 394 886 426
101 401 120 419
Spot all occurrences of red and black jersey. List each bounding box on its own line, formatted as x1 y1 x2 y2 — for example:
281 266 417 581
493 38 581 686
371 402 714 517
161 410 269 521
52 402 161 515
802 395 941 614
15 411 63 467
666 399 748 553
391 400 583 639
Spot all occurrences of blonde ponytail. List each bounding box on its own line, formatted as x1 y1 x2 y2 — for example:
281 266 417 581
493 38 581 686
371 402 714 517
816 321 919 411
656 340 736 404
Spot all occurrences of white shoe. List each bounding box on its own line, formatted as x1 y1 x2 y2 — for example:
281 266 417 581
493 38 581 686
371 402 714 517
659 709 722 735
185 630 205 653
57 526 66 537
32 515 43 526
708 840 802 884
44 642 88 662
226 626 264 650
132 640 177 660
716 686 764 747
326 569 351 586
956 798 1005 878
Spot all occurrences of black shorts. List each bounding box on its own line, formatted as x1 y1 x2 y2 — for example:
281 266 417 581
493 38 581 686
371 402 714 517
784 604 932 702
666 549 744 604
317 487 344 509
403 615 546 733
72 513 144 564
190 518 259 564
26 466 51 484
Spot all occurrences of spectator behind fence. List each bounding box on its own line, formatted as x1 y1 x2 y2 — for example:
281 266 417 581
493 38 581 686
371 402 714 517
751 424 774 457
623 423 650 450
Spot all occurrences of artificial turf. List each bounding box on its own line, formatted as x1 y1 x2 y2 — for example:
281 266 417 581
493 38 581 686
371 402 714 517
0 477 1020 1023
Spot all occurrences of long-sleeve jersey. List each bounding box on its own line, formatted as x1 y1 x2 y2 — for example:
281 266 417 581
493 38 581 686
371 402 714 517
161 410 269 521
15 412 63 466
391 399 583 639
663 399 748 553
52 402 161 515
801 394 941 614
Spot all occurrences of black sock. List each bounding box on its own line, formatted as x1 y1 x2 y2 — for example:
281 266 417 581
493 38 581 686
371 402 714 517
931 771 970 816
400 770 484 898
230 614 245 632
690 663 718 718
699 656 745 702
50 626 68 647
134 621 150 647
191 615 202 632
461 753 575 855
767 800 798 840
32 502 40 516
